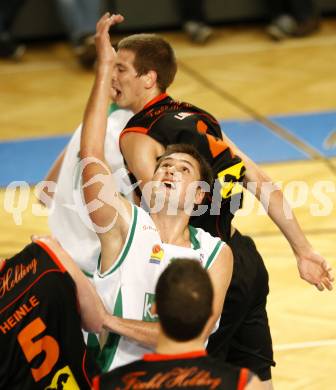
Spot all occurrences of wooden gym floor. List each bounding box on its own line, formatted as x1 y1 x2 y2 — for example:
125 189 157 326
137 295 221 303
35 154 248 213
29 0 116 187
0 17 335 389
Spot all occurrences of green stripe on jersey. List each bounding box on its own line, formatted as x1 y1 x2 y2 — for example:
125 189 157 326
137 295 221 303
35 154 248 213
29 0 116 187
188 225 201 250
205 240 223 269
98 205 138 277
98 288 123 372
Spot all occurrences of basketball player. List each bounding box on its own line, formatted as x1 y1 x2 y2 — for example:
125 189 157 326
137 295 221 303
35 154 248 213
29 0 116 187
0 235 105 389
92 259 263 390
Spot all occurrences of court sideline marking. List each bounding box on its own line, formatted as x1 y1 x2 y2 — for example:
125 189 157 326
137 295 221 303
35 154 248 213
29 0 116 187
274 338 336 351
0 61 68 75
174 34 336 58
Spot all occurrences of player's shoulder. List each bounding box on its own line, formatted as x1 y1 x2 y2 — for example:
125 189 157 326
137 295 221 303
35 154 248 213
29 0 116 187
8 241 42 261
190 226 227 269
192 226 226 247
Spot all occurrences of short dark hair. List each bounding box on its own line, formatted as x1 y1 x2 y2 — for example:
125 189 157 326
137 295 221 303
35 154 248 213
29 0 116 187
155 259 213 341
156 144 214 187
117 34 177 92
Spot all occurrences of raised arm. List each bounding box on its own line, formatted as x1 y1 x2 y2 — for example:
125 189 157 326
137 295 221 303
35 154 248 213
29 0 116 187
221 132 334 291
80 13 131 235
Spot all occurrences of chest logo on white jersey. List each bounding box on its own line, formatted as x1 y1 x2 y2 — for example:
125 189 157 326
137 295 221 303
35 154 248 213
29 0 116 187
143 293 158 322
149 245 164 265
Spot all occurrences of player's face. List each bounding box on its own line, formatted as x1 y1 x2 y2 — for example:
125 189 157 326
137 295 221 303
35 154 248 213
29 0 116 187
111 49 147 113
152 153 204 212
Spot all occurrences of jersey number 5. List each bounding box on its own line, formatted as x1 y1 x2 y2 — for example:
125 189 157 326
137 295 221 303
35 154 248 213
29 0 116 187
17 317 60 382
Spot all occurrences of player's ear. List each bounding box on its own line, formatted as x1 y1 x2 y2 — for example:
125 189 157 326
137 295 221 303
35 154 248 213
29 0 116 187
195 190 204 205
194 182 208 205
142 70 157 89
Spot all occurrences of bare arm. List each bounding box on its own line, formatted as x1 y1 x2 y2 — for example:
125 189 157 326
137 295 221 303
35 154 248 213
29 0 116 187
44 147 67 183
221 133 334 291
32 236 105 333
80 13 131 236
37 147 66 206
202 244 233 339
103 316 159 349
120 133 165 188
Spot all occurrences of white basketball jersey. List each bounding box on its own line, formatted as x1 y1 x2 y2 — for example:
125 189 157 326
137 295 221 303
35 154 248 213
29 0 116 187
48 107 133 274
90 205 225 372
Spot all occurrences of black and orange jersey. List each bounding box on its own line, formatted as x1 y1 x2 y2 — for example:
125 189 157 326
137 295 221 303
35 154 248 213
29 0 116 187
0 242 98 390
92 351 253 390
120 94 246 241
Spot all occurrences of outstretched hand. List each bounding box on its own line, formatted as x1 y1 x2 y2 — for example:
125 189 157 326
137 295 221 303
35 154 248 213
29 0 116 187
296 250 334 291
95 12 124 64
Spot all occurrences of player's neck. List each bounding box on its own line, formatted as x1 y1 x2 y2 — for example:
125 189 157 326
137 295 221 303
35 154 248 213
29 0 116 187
156 330 205 355
133 89 163 114
151 213 191 246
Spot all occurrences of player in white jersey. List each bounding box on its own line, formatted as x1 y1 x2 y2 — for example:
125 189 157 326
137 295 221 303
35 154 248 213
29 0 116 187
89 204 226 371
40 105 133 274
81 140 233 372
79 16 233 371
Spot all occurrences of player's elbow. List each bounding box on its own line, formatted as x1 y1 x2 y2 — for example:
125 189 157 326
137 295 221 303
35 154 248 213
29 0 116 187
79 146 99 160
82 315 105 333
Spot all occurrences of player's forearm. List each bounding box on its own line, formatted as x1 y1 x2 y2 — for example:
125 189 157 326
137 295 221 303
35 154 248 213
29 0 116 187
79 279 106 333
261 185 311 255
37 147 67 206
33 237 106 333
243 161 312 257
59 248 106 333
103 315 159 349
44 147 66 183
80 66 112 160
78 66 131 232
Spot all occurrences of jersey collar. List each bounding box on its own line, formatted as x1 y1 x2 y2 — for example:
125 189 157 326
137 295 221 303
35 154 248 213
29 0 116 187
143 93 168 110
143 350 207 361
